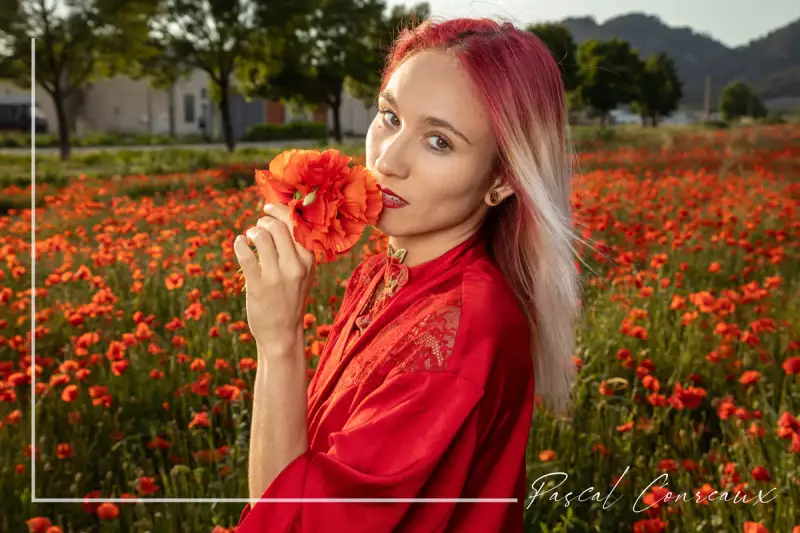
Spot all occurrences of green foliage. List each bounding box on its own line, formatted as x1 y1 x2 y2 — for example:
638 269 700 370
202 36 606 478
344 3 430 108
759 112 787 125
0 0 159 160
242 121 327 142
720 81 768 121
527 22 580 92
0 132 207 148
0 146 302 187
119 172 222 200
239 0 400 142
632 52 683 126
577 38 644 120
150 0 316 152
702 119 731 130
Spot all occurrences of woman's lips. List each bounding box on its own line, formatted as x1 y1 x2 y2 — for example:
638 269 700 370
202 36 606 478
378 185 409 208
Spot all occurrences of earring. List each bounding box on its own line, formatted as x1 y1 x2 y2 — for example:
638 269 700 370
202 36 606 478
488 190 502 206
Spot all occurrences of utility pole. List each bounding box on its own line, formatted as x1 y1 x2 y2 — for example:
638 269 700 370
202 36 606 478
703 75 711 120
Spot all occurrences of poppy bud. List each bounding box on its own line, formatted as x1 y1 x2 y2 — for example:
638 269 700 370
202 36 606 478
303 189 317 206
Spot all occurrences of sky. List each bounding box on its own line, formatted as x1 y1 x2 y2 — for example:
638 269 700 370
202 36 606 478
385 0 800 48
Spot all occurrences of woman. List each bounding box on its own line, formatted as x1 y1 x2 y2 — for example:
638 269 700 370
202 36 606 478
232 16 581 533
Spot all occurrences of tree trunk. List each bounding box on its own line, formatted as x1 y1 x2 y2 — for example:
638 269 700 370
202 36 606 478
332 102 342 144
168 82 176 137
146 86 153 134
651 114 659 128
640 114 647 127
52 89 71 161
218 78 235 152
330 81 343 143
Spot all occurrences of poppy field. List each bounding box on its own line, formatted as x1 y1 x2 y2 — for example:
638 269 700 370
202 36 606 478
1 124 799 532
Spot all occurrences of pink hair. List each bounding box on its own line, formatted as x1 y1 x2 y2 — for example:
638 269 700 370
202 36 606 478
380 17 581 415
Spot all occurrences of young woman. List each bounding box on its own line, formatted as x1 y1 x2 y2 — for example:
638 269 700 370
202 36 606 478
232 16 581 533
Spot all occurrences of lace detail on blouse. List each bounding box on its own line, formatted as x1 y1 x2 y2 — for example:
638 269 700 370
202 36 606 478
394 298 461 374
333 289 463 394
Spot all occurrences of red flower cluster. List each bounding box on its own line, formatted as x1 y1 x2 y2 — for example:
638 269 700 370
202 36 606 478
255 149 383 264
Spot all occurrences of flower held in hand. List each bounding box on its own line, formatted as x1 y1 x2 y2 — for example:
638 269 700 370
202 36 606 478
254 148 383 264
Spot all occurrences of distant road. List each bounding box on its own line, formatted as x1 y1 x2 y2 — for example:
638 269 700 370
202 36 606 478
0 137 366 155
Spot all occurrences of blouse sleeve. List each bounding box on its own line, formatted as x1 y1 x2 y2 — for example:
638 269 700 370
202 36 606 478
236 370 484 533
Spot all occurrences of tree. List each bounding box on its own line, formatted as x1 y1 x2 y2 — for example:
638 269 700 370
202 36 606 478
344 2 429 109
0 0 157 160
577 38 643 124
150 0 312 152
236 15 320 127
526 23 579 93
632 52 683 127
719 81 767 121
242 0 386 143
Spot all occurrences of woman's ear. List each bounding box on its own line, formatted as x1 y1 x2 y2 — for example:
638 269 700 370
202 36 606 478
494 182 515 199
485 179 515 206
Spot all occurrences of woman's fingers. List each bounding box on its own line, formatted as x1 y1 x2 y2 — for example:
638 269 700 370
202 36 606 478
257 216 299 272
263 204 317 270
245 226 278 283
234 235 260 285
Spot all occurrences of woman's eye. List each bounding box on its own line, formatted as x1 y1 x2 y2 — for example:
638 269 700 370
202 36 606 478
381 109 400 127
427 135 452 152
378 108 451 152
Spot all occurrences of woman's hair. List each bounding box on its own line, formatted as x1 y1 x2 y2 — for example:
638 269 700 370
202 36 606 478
380 17 581 416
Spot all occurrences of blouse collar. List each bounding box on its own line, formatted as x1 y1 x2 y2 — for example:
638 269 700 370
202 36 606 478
384 225 489 286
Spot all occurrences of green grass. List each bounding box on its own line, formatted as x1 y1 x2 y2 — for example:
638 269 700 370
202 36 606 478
0 123 787 192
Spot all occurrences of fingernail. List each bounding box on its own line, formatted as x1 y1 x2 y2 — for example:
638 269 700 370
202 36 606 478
263 203 273 212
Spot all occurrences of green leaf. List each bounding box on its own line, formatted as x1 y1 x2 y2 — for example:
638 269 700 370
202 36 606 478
170 464 192 477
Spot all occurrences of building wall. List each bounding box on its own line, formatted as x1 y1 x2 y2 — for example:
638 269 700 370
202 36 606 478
172 70 214 137
265 100 285 124
72 70 213 137
229 93 265 139
330 90 376 136
2 70 339 139
78 75 162 135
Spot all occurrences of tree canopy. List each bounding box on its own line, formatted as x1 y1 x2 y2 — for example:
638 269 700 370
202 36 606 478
577 37 643 123
0 0 157 159
632 52 683 126
719 81 767 120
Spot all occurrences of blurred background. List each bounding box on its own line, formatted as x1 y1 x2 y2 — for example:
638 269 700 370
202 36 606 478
1 2 798 533
0 0 797 160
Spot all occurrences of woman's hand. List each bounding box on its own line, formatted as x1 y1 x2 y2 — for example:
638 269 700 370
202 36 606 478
234 203 316 359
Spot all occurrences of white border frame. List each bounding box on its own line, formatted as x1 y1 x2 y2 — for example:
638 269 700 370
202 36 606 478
28 38 517 506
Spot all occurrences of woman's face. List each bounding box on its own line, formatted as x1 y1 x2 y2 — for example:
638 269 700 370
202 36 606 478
366 49 505 245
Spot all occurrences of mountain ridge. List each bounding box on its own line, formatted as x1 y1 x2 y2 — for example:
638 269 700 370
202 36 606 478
555 12 800 109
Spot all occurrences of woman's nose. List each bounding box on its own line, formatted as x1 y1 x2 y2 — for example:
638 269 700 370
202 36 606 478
374 136 410 180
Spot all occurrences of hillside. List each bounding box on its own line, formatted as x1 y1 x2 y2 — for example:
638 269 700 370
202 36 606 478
559 13 800 109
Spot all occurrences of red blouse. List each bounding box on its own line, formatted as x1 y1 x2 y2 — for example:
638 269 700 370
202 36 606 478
236 227 535 532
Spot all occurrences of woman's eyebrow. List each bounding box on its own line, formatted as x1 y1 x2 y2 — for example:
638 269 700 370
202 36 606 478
379 91 472 145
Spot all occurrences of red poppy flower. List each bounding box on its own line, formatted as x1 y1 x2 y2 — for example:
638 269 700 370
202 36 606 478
96 503 119 520
25 517 51 533
254 148 383 264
